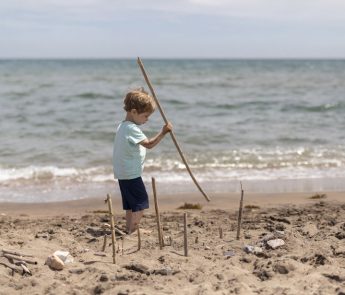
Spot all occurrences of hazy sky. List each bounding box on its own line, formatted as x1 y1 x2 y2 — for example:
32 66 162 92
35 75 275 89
1 0 345 58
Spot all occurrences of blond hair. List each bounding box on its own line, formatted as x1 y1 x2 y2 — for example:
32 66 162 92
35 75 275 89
123 88 155 114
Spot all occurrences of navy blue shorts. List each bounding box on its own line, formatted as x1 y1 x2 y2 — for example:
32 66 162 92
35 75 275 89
118 177 149 212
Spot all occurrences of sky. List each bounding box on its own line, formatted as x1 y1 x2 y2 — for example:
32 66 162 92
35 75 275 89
0 0 345 58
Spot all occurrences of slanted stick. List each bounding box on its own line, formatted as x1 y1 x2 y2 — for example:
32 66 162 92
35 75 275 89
152 177 164 249
137 57 210 202
184 213 188 257
236 182 244 240
105 194 116 264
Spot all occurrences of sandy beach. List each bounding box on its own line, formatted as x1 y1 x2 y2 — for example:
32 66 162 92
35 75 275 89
1 191 345 295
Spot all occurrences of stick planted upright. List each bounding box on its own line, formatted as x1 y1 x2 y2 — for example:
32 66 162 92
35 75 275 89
105 194 116 264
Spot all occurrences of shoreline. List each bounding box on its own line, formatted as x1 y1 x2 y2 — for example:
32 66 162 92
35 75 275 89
1 191 344 217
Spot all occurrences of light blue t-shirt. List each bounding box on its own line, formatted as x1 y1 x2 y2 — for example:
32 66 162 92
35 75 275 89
113 121 147 180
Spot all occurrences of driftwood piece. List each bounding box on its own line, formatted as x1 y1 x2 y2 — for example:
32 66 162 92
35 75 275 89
19 263 32 276
2 249 34 258
236 182 244 240
152 177 164 249
0 261 21 274
3 253 37 265
105 194 116 264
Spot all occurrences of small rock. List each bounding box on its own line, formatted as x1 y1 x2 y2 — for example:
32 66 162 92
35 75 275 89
124 263 150 275
45 255 64 270
267 239 285 249
153 267 172 276
216 273 224 280
240 257 252 263
274 264 289 274
244 245 263 255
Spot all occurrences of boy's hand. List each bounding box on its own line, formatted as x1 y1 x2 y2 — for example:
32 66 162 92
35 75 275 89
162 122 173 134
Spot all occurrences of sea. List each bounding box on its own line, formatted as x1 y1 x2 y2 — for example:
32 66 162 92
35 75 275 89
1 59 345 202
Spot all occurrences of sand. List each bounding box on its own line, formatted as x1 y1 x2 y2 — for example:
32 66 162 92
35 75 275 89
1 191 345 295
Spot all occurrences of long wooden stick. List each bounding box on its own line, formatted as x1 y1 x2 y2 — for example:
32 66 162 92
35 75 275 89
152 177 164 249
236 182 244 240
137 57 210 202
105 194 116 264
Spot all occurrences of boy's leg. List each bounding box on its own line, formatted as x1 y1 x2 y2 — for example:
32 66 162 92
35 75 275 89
125 210 132 233
128 210 144 234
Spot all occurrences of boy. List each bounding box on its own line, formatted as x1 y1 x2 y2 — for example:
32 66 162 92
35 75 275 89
113 89 172 234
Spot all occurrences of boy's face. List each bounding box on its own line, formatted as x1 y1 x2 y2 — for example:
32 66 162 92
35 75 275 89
131 109 152 125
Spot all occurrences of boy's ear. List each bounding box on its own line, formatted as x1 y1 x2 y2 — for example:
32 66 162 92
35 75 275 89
130 109 138 115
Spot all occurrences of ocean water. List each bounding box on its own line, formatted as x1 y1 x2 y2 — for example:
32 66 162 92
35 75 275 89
1 59 345 202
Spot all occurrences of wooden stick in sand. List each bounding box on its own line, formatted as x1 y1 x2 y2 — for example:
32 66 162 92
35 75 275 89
236 182 244 240
105 194 116 264
184 213 188 257
219 227 223 239
102 234 108 252
137 57 210 202
137 227 141 251
152 177 164 249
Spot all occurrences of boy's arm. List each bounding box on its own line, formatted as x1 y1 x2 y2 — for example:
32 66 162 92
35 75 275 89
139 122 172 149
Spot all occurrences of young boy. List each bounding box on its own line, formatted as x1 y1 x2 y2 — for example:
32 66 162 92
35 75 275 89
113 89 172 234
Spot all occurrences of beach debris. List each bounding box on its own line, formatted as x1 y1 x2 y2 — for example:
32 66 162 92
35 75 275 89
236 182 244 240
0 249 36 276
223 250 236 258
243 245 263 255
323 273 345 283
45 254 64 271
124 263 150 275
178 203 203 210
267 239 285 249
244 205 260 210
86 227 111 237
309 193 327 199
153 267 173 276
152 177 164 249
53 250 74 264
269 216 291 224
